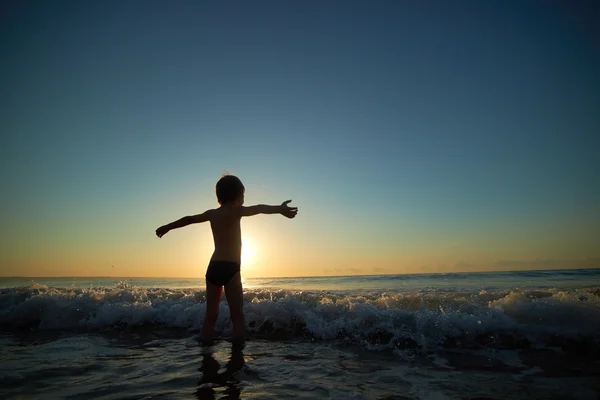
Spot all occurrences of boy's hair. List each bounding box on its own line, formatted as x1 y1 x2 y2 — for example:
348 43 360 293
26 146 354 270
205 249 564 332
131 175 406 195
216 175 245 205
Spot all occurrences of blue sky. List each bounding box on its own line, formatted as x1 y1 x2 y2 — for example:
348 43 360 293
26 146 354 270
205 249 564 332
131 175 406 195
1 0 599 277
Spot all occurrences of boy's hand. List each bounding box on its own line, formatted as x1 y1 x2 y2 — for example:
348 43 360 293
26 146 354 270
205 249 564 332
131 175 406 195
156 225 170 238
280 200 298 219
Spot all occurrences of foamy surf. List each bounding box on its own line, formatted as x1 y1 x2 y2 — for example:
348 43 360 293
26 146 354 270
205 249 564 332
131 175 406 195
2 271 600 399
2 282 599 354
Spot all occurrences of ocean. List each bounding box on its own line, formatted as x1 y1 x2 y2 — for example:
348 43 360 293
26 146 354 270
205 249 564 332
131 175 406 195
1 269 599 399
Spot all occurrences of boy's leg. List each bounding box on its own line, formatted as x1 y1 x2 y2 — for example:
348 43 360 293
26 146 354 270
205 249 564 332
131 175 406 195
224 272 245 344
202 280 223 344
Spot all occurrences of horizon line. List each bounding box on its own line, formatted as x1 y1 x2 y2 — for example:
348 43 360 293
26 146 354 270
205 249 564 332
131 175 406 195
1 266 599 280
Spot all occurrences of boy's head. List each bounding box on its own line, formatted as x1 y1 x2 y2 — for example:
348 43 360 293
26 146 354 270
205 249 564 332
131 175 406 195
216 175 245 206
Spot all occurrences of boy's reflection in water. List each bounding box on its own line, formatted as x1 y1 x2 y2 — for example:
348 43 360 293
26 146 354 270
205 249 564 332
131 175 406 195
195 343 245 400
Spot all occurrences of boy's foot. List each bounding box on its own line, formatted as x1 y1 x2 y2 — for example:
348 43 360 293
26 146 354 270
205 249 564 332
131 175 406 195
231 340 245 352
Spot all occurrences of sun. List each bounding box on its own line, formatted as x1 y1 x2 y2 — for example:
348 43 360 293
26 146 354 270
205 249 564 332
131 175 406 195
242 237 256 266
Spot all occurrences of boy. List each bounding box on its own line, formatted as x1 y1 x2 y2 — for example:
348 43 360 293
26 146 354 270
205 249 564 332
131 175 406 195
155 175 298 344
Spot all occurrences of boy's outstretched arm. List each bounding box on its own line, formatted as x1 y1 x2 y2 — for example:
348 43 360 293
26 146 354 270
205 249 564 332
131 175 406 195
240 200 298 218
156 210 213 238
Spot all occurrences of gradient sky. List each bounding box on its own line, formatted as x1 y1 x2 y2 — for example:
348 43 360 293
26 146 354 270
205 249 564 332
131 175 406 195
2 0 599 278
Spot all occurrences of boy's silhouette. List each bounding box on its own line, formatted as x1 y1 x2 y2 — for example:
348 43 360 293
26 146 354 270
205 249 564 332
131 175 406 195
156 175 298 343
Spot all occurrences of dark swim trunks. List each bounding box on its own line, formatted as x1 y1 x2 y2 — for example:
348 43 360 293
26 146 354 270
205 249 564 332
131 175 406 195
205 260 240 286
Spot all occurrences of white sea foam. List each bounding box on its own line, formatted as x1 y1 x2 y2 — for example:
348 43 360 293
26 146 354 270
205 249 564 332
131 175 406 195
2 283 599 352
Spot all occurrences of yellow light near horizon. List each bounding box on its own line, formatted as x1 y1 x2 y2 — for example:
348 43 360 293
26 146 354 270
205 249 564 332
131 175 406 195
242 237 256 266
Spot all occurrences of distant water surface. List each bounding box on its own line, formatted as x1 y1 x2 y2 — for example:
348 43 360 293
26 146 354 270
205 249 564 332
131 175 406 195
2 268 598 291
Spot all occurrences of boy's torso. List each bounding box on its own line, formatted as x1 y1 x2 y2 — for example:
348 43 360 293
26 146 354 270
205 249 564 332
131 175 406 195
208 206 242 264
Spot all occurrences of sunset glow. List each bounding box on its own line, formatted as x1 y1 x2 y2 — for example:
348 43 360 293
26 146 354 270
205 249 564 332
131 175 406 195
1 1 598 279
242 237 257 267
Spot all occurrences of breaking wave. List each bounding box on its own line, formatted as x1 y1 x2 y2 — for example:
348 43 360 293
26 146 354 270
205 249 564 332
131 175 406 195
2 283 599 352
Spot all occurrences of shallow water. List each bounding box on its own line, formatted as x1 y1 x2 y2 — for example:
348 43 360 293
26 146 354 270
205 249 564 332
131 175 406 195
2 269 600 399
2 333 599 399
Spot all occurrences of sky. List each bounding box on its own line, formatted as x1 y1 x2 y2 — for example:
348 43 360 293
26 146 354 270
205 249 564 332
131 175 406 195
1 0 599 278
